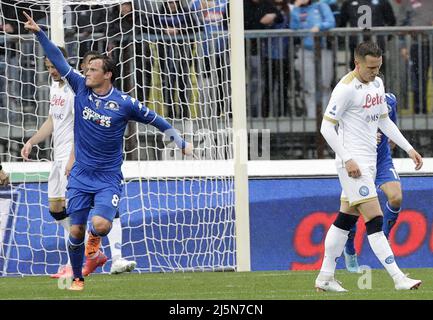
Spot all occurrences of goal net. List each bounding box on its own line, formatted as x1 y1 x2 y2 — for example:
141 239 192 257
0 0 237 275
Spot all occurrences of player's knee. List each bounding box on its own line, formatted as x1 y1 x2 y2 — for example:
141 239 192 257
333 212 359 231
91 221 111 237
365 215 383 235
70 224 86 239
49 209 68 221
388 193 402 208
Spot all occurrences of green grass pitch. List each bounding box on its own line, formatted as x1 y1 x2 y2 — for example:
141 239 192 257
0 268 432 300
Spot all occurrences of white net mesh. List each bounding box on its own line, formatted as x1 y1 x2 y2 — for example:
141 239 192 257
0 0 235 275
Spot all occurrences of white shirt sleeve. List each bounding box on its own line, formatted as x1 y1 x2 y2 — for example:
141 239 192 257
323 82 351 124
378 115 413 153
320 119 352 163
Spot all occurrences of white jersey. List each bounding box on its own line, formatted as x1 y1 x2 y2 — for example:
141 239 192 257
49 81 74 161
323 71 388 168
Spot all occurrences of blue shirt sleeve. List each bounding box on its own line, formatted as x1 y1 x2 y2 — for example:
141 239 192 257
128 99 186 149
35 30 85 94
318 3 336 30
290 9 300 30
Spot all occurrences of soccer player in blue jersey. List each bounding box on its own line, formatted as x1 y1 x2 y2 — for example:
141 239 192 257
24 12 193 290
343 92 402 273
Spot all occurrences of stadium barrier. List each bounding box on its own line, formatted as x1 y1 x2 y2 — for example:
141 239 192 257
1 159 432 275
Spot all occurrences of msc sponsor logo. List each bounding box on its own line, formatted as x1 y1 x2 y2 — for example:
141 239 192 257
52 113 64 120
82 106 112 127
359 186 369 197
365 113 381 123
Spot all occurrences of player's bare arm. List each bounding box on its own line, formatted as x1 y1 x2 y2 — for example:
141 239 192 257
65 145 75 177
0 166 10 187
345 159 361 178
408 149 423 171
378 116 422 171
21 116 54 161
23 12 40 33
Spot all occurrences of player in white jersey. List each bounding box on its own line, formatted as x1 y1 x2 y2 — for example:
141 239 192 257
315 41 423 292
78 51 137 276
21 47 75 278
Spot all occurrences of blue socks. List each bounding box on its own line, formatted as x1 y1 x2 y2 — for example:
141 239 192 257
382 201 401 238
345 225 357 255
68 235 85 279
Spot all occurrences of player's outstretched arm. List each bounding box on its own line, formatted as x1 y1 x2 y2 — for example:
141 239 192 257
378 116 422 170
23 12 71 77
130 101 193 156
21 116 54 161
0 165 10 187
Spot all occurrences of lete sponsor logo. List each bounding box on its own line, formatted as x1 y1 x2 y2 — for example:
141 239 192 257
50 94 65 107
362 93 384 109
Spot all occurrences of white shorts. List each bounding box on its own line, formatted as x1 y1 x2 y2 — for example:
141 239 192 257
337 165 378 207
48 160 68 200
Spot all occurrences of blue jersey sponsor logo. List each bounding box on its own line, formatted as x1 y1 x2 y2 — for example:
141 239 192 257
82 106 112 127
359 186 369 196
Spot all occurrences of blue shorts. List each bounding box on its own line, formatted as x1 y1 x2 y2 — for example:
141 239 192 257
375 160 400 189
66 163 123 225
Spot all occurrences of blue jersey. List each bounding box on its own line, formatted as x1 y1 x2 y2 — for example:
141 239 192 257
377 93 398 167
36 30 185 172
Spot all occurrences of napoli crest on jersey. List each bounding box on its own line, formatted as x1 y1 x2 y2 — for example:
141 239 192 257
385 255 395 264
105 101 120 111
359 186 369 196
373 80 380 88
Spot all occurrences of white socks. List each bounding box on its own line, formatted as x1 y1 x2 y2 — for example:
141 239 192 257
318 224 349 280
58 216 71 265
107 218 122 262
367 231 404 280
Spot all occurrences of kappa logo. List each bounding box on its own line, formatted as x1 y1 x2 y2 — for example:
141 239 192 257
121 95 128 101
355 84 362 90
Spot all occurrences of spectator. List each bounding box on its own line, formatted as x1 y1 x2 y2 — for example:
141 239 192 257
107 2 135 93
68 3 107 58
244 0 283 117
190 0 229 117
1 0 18 120
150 0 202 119
319 0 341 26
262 0 291 117
339 0 396 70
398 0 433 114
290 0 336 118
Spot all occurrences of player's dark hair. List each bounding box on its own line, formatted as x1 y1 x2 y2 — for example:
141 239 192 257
88 55 116 83
82 50 99 62
45 46 68 59
354 41 382 59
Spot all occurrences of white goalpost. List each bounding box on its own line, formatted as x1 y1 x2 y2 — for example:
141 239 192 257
0 0 250 275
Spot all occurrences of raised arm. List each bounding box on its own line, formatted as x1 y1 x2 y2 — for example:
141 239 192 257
23 12 71 77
